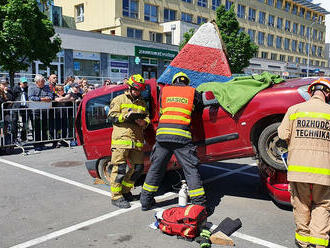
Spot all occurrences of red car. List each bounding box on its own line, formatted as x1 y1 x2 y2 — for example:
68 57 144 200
75 77 317 205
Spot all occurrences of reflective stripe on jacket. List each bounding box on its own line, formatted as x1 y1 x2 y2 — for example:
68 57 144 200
278 95 330 186
157 85 195 144
108 91 150 150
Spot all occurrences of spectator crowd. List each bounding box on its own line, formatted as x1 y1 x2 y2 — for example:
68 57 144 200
0 73 124 153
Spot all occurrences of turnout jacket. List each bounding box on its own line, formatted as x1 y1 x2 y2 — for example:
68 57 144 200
278 95 330 186
108 90 150 150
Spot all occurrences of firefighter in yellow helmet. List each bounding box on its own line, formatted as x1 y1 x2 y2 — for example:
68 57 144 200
278 78 330 248
140 72 207 211
107 74 150 208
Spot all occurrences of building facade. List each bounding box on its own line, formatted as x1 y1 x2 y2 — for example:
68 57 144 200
54 0 330 77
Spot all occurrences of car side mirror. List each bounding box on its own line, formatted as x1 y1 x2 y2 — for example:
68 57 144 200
202 91 218 106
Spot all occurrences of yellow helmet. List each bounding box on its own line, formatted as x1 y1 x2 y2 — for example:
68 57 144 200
127 74 145 91
172 72 190 85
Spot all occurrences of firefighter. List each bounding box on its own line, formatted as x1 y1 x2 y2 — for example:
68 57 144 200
278 78 330 248
107 74 150 209
140 72 207 211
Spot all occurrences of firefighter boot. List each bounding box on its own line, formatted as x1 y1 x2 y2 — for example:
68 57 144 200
141 198 156 211
123 192 140 202
111 197 131 209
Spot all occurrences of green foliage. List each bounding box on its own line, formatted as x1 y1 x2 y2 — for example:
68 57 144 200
179 28 195 51
180 5 258 74
0 0 61 85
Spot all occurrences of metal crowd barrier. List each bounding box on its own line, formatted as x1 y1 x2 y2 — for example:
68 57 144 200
0 100 80 155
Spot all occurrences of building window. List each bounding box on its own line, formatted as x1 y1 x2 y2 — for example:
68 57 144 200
258 0 264 3
302 58 307 65
285 20 291 31
280 55 286 61
127 27 142 39
313 29 317 40
288 56 293 62
315 60 319 66
259 11 266 25
292 23 298 34
212 0 220 10
181 12 193 23
271 53 277 60
291 5 297 15
284 1 290 12
321 62 325 67
318 47 322 56
144 4 158 22
164 8 176 22
239 28 245 33
306 11 311 20
225 0 233 10
305 44 309 55
123 0 138 18
75 4 84 22
309 60 313 66
261 51 268 59
299 8 305 17
267 0 274 6
292 40 297 52
276 36 282 49
197 16 207 24
284 38 290 50
296 57 300 64
312 45 316 56
182 0 192 2
197 0 207 7
276 0 283 9
237 4 245 19
319 31 323 41
268 15 275 27
248 29 256 41
149 32 162 43
267 34 274 47
165 33 172 44
300 25 305 36
277 17 283 30
318 15 323 24
248 8 256 22
258 32 265 45
299 42 304 53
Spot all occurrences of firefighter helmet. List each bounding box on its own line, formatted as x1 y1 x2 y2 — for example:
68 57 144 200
127 74 146 91
172 72 190 85
307 78 330 96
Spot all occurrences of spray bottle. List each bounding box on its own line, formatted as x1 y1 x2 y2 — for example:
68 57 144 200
178 180 188 207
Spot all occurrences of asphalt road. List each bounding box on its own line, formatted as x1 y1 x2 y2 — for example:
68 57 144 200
0 146 296 248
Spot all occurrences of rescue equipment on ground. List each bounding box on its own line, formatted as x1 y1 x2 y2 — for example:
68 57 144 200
156 204 208 239
127 74 146 91
178 180 188 207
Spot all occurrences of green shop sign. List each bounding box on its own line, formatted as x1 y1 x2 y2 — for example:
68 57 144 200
135 46 177 60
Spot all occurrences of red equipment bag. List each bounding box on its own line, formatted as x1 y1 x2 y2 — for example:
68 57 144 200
157 205 207 239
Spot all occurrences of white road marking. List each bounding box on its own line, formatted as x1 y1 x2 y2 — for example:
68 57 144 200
201 163 259 178
1 158 285 248
10 192 176 248
0 158 111 196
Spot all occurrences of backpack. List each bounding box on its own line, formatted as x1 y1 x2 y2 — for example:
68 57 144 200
156 205 208 239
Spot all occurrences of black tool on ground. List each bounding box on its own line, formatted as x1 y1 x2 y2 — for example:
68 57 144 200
212 217 242 236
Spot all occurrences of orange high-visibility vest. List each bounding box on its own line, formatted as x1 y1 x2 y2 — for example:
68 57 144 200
159 86 195 126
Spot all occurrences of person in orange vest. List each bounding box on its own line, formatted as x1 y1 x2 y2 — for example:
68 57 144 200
140 72 207 211
278 78 330 248
107 74 150 209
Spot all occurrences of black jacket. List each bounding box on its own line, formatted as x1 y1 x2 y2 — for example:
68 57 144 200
12 85 28 108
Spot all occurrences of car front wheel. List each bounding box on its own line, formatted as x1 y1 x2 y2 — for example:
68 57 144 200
258 122 287 171
97 157 112 185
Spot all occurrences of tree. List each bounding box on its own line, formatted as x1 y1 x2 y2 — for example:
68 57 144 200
0 0 61 86
180 5 258 74
179 28 195 51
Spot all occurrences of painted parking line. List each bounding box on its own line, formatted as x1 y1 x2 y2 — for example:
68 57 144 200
201 163 259 178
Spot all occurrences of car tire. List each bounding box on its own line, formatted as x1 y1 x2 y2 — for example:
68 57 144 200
258 122 287 171
97 157 112 185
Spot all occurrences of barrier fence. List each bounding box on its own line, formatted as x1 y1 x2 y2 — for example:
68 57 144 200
0 100 79 154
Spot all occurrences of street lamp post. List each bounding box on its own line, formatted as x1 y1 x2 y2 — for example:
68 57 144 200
306 22 315 78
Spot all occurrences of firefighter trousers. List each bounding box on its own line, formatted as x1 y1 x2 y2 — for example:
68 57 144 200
290 182 330 248
140 141 206 206
110 148 144 200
